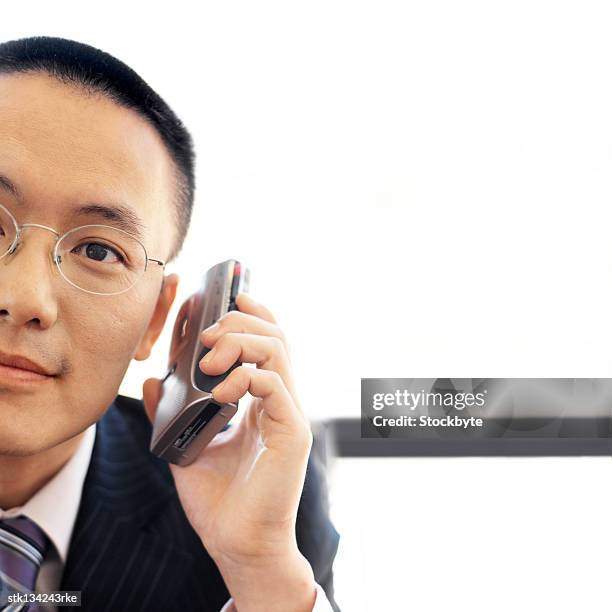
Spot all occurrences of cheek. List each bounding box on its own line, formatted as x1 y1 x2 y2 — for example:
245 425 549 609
65 290 156 392
0 289 159 455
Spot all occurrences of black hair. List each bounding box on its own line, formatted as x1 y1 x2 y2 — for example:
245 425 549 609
0 36 195 262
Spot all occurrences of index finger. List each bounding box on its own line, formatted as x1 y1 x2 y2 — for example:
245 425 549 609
235 293 277 324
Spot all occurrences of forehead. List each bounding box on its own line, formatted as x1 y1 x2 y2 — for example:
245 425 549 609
0 72 175 254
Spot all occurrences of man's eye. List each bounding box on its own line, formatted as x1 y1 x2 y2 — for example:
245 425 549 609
71 242 126 264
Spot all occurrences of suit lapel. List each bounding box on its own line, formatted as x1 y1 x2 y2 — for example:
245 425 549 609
59 397 197 611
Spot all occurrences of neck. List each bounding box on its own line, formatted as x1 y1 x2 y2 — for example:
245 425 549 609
0 431 85 509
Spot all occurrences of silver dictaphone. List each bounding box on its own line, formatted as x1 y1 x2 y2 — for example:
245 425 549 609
150 259 250 466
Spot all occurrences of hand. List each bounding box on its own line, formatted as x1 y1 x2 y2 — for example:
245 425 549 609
142 293 317 612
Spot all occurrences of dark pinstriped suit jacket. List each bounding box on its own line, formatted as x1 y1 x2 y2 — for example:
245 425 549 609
57 394 341 611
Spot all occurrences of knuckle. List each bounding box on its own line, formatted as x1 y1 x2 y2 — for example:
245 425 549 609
267 369 283 385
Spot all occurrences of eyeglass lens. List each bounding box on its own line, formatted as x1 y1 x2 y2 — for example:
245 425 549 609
0 205 148 295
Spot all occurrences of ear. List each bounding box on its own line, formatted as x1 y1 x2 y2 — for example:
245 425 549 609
134 272 180 361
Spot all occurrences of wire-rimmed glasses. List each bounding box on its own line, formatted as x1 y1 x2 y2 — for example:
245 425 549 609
0 202 166 296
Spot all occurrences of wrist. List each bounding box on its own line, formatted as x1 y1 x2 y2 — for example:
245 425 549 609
214 545 317 612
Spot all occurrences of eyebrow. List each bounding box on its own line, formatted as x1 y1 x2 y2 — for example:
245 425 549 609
0 173 146 241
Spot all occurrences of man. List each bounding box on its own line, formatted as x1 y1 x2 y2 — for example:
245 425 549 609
0 37 340 611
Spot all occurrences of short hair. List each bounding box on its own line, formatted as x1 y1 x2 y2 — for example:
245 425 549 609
0 36 195 263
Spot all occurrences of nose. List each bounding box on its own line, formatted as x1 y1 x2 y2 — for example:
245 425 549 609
0 228 60 329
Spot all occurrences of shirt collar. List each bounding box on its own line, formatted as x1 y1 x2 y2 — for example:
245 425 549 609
0 422 96 563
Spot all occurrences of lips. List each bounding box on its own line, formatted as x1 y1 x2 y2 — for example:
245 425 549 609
0 350 56 376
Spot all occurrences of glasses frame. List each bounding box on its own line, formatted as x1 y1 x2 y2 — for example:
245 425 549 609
0 202 166 296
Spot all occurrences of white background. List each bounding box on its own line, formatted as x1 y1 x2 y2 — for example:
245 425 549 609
3 2 612 610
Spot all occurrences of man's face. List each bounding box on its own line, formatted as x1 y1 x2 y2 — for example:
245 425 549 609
0 72 177 455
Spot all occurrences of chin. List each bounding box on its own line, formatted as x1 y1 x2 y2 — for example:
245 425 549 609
0 419 65 456
0 438 47 457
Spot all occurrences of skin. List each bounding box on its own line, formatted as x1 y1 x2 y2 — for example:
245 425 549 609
0 72 317 611
143 297 316 612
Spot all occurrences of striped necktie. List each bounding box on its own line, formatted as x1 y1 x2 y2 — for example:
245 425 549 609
0 516 49 611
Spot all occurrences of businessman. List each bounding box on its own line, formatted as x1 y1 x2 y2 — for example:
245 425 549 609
0 37 340 611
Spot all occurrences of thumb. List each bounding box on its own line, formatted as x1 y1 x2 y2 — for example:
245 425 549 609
142 377 162 424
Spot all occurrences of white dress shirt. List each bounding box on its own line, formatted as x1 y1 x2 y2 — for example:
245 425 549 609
0 422 97 612
0 423 335 612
